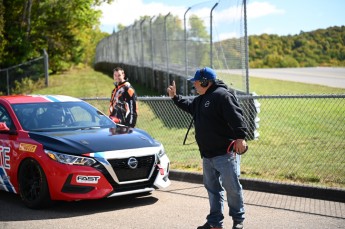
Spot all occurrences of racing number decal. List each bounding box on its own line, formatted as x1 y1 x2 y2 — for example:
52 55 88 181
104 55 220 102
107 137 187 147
0 146 16 193
0 146 10 169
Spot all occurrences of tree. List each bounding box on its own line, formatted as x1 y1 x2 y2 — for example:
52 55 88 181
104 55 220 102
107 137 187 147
247 26 345 68
188 14 209 41
1 0 113 72
187 14 210 67
0 0 5 61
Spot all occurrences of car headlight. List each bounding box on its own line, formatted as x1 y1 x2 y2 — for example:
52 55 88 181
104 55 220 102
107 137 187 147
157 144 166 158
44 150 97 166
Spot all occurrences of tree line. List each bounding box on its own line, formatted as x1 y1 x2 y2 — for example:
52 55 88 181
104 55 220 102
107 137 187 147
246 26 345 68
0 0 113 73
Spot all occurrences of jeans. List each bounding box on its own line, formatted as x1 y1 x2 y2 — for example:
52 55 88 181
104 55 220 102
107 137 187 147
203 152 245 227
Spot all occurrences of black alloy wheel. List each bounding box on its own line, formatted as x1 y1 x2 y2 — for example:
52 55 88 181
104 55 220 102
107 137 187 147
18 158 52 209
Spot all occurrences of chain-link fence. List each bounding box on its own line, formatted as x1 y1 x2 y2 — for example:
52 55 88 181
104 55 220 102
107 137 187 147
94 0 249 95
84 94 345 192
0 50 49 95
91 0 345 201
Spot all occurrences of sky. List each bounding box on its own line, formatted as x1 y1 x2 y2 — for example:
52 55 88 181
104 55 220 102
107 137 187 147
98 0 344 40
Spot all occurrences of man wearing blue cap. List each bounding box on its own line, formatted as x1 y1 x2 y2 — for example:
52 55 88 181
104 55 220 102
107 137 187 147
167 67 247 229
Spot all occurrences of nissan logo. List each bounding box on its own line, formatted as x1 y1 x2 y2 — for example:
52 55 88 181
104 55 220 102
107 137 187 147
127 157 138 169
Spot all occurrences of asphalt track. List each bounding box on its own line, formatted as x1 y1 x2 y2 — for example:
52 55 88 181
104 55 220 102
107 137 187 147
221 67 345 88
0 180 344 229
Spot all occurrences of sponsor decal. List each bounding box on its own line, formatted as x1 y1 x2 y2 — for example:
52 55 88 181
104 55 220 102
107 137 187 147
19 143 37 153
76 175 100 184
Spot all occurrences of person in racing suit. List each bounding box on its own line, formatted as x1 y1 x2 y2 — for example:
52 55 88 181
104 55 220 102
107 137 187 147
109 67 137 127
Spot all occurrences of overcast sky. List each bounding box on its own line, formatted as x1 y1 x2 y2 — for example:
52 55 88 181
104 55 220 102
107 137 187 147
98 0 344 40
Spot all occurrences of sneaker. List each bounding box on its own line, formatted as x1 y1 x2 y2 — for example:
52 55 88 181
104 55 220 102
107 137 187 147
232 221 243 229
197 222 224 229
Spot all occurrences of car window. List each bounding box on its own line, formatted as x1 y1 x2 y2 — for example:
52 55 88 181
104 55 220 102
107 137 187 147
12 101 114 131
70 106 93 122
0 105 14 130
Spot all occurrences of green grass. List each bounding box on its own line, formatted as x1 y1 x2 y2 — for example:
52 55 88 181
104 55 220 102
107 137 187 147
34 67 113 97
34 66 160 97
33 67 345 97
32 67 345 188
250 76 345 95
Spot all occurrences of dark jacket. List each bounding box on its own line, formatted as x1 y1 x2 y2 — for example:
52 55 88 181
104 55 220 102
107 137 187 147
172 80 247 158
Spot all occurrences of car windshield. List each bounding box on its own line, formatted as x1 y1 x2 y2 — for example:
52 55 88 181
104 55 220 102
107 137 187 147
12 101 116 131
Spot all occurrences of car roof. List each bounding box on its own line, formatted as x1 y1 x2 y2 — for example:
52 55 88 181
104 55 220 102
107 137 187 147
0 95 82 104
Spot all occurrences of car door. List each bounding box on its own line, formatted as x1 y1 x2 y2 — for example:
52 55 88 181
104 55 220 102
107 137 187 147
0 104 17 193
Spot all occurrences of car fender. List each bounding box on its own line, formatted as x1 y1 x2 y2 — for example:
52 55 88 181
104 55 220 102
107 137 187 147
13 140 46 192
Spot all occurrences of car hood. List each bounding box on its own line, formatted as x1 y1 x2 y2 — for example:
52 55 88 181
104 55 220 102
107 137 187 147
28 126 160 155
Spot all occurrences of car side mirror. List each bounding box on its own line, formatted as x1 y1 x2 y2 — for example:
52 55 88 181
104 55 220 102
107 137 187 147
0 122 10 131
0 122 17 135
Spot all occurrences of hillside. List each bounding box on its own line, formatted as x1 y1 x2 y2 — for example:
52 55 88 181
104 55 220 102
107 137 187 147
249 26 345 68
218 26 345 68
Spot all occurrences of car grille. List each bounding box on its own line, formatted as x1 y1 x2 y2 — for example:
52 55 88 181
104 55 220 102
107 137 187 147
108 155 155 182
111 171 158 193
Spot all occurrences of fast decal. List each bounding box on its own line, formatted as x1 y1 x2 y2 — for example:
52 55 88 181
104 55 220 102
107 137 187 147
0 146 16 193
19 143 37 153
76 175 100 184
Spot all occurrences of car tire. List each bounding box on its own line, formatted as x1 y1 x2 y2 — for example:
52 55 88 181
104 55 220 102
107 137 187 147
18 158 53 209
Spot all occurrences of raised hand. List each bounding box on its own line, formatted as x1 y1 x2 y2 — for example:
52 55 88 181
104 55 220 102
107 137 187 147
167 80 177 98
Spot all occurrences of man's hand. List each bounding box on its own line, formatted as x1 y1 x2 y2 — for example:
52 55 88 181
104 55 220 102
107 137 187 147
167 81 177 98
234 139 248 155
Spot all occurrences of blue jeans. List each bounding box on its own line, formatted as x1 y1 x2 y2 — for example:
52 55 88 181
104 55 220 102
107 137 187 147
202 152 245 227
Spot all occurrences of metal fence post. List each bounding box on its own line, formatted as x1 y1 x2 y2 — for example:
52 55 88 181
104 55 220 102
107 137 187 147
164 12 171 87
184 7 191 95
150 16 156 90
6 69 10 95
43 49 49 87
243 0 250 94
210 2 219 69
140 18 146 86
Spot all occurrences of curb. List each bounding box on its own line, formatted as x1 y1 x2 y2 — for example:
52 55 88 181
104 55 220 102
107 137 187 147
169 170 345 203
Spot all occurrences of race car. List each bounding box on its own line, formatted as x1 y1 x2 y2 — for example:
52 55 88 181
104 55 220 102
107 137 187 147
0 95 170 209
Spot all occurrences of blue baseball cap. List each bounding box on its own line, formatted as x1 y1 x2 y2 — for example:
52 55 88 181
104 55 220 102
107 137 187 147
188 67 217 82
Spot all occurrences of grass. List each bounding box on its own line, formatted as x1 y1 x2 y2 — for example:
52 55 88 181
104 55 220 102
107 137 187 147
33 66 345 97
241 98 345 186
32 67 345 188
34 66 161 97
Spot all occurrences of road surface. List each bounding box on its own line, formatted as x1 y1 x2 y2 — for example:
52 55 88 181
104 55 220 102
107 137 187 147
221 67 345 89
1 180 344 229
